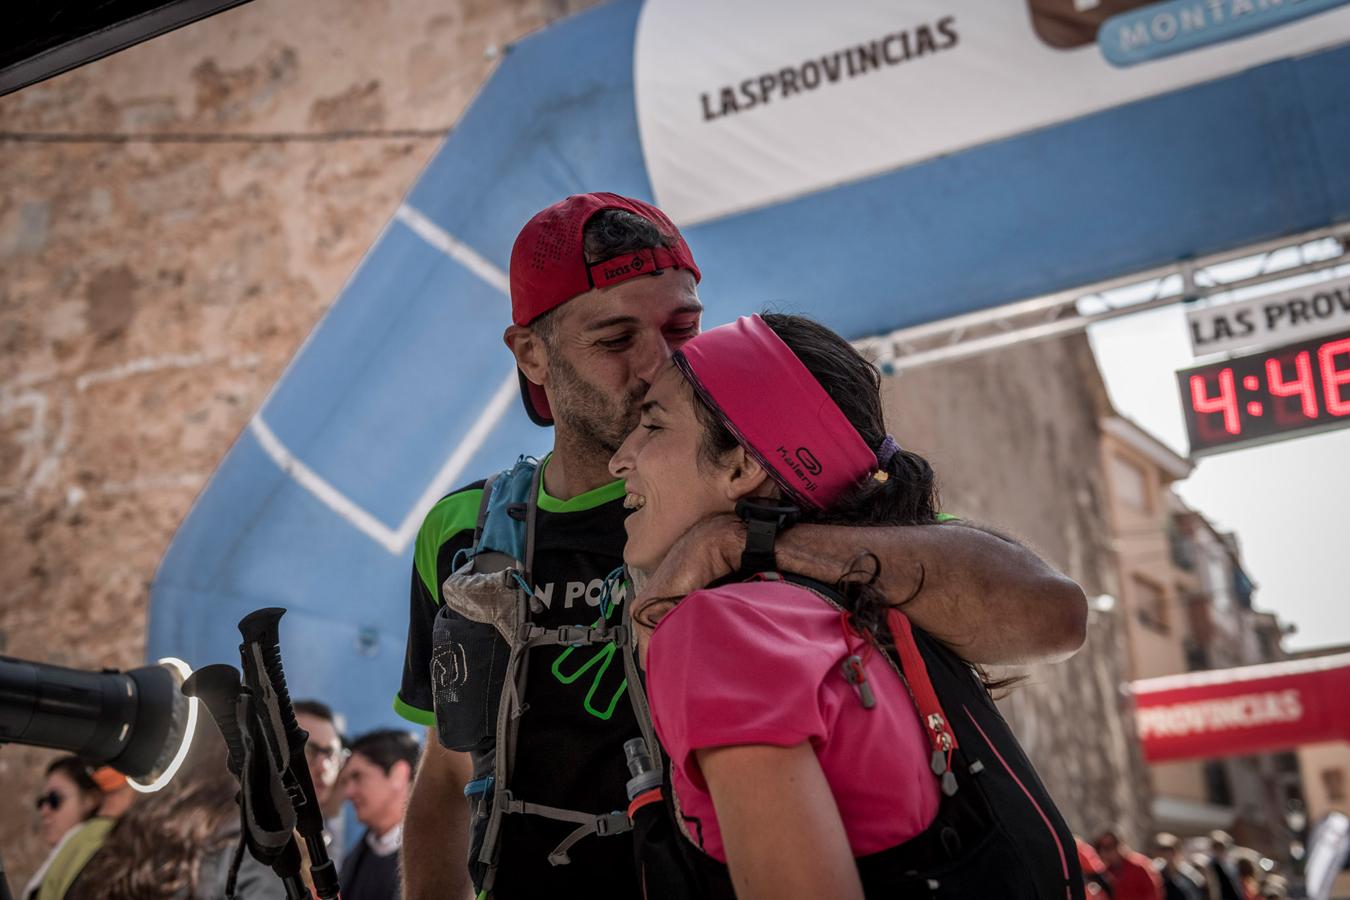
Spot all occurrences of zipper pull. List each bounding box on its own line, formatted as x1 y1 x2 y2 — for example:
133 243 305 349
840 655 876 709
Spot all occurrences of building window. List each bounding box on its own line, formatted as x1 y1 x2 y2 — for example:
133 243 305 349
1204 760 1234 807
1168 518 1196 570
1324 768 1347 804
1112 454 1151 514
1133 575 1169 633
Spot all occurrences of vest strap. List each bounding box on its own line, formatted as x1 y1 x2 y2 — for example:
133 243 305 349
494 793 633 866
518 622 629 648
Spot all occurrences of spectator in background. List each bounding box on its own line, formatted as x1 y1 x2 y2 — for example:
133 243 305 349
1207 831 1243 900
295 698 350 866
1077 835 1115 897
1234 857 1262 900
67 716 286 900
1154 833 1206 900
340 730 419 900
33 767 140 900
90 767 136 819
23 757 103 899
1096 829 1164 900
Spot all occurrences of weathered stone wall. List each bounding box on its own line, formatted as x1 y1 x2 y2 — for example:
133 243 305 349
882 333 1155 844
0 0 593 884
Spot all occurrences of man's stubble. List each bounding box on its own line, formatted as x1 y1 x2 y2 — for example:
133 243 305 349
546 350 645 458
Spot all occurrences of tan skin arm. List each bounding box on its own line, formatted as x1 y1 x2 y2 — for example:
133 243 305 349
401 728 475 900
697 742 864 900
637 515 1087 666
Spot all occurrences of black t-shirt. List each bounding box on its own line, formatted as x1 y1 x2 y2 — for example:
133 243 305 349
397 468 641 898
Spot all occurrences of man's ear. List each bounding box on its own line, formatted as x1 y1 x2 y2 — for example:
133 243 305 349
391 760 413 790
504 324 548 387
721 446 772 502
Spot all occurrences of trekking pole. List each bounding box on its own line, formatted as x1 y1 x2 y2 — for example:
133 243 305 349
238 608 342 900
184 664 309 900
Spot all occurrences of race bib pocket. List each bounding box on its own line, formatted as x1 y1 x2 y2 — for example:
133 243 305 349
430 606 508 750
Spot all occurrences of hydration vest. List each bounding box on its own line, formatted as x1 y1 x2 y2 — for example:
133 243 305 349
628 573 1085 900
428 458 658 897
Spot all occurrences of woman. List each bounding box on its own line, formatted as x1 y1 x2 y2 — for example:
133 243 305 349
609 313 1080 899
68 717 287 900
24 758 103 899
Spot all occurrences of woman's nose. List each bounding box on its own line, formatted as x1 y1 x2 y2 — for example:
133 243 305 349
609 432 637 480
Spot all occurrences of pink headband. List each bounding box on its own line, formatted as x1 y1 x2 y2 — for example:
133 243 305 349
674 315 878 508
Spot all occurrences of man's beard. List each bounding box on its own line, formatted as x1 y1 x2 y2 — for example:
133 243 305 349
547 353 645 456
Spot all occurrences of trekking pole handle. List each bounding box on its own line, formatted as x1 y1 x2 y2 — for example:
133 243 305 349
237 608 341 900
181 664 247 777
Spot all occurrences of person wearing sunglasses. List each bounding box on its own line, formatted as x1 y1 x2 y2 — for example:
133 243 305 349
24 757 103 899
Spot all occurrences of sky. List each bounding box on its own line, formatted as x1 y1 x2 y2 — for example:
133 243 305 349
1086 296 1350 654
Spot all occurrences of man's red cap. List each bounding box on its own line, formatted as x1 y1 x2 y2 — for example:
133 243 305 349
508 192 700 425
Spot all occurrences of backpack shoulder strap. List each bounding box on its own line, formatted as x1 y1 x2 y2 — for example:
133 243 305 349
470 472 499 551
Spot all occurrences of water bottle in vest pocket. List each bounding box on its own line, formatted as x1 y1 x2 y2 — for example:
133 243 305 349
430 605 509 751
463 748 497 892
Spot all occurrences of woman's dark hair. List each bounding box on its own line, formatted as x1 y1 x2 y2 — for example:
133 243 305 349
46 756 100 794
68 718 239 900
685 313 939 642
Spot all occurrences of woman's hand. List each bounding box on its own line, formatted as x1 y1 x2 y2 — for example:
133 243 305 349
696 742 864 900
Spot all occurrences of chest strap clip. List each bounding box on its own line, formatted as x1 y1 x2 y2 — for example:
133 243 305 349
519 622 629 648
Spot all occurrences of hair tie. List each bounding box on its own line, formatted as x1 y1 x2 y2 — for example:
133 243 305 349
876 434 901 468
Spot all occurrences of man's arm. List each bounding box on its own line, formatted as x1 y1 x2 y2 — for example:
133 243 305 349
636 515 1087 666
402 730 474 900
397 486 487 899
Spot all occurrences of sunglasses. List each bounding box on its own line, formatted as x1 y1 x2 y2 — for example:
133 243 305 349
35 791 65 812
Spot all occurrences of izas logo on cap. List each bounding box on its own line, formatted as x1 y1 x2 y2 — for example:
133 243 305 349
630 254 645 271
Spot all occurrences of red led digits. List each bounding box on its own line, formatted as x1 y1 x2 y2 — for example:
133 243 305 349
1319 337 1350 416
1190 368 1240 436
1265 351 1319 419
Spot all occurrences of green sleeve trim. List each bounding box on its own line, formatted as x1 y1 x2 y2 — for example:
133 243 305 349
414 489 484 602
936 513 960 523
535 453 627 512
394 694 437 727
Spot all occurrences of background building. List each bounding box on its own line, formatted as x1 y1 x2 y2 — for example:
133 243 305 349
1098 416 1302 859
1292 643 1350 898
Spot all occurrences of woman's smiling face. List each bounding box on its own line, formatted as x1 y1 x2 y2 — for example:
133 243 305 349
610 364 757 574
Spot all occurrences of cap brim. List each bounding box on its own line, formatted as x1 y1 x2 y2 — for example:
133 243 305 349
519 367 553 426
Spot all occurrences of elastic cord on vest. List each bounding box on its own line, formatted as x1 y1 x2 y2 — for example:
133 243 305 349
674 315 878 509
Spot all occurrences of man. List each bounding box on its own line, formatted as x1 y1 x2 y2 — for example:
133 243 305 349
340 729 420 900
1205 830 1243 900
1096 830 1164 900
398 193 1089 899
1154 833 1206 900
1078 835 1115 897
296 699 349 868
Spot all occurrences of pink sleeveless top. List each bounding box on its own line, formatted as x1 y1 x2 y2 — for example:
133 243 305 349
645 581 941 863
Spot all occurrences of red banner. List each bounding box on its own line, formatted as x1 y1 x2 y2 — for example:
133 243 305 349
1131 654 1350 763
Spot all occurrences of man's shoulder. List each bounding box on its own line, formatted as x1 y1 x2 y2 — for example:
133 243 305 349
416 479 489 546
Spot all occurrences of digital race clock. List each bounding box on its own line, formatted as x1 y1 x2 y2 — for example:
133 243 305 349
1177 328 1350 457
